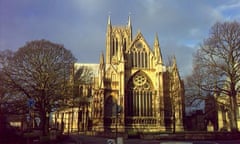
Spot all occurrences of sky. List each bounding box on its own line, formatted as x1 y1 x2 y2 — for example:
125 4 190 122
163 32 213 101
0 0 240 77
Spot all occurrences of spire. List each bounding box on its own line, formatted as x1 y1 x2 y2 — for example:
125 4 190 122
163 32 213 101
99 52 105 88
99 52 105 71
172 55 177 68
128 14 131 27
171 55 180 78
100 52 105 66
106 14 112 64
154 33 159 47
154 33 162 64
107 14 111 26
99 52 105 79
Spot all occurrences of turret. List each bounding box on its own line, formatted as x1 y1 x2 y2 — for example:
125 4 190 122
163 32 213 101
154 33 163 64
106 15 112 64
99 52 105 88
171 55 180 80
100 52 105 69
127 15 132 43
173 56 177 66
108 15 111 26
128 15 131 27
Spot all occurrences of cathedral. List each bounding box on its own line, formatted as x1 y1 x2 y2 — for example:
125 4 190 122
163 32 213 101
91 16 184 133
52 16 185 133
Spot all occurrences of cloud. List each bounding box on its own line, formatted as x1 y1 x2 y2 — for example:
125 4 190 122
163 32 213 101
215 0 240 20
217 0 240 11
0 0 239 77
161 42 195 76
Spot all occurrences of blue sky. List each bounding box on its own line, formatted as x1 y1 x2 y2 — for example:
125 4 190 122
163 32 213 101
0 0 240 77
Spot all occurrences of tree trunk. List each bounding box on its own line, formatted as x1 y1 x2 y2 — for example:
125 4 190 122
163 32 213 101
230 95 238 132
40 111 49 135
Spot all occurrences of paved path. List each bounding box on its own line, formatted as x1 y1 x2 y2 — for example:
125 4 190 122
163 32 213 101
62 134 240 144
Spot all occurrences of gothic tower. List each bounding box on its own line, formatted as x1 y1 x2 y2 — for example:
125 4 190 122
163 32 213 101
106 15 132 64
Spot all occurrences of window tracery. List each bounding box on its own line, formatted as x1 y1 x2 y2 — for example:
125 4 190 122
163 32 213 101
126 72 153 117
131 41 149 68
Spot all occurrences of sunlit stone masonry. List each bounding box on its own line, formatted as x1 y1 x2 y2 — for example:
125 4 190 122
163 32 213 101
53 16 185 133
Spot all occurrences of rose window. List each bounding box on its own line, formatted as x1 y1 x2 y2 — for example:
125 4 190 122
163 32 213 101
133 75 146 86
127 73 153 117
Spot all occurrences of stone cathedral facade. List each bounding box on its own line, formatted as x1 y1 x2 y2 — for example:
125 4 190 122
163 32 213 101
52 16 185 133
91 16 185 133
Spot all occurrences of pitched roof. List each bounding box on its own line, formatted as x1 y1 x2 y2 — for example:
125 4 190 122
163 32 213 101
74 63 99 76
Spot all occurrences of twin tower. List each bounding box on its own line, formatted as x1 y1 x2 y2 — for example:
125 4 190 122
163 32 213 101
91 16 185 132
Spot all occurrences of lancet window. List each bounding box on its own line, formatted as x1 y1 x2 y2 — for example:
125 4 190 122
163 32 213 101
112 38 119 56
131 41 149 68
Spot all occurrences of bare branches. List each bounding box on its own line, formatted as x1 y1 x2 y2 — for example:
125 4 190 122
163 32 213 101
185 21 240 131
0 40 76 134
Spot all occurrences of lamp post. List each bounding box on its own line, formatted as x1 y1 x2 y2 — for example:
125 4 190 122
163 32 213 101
115 108 118 142
116 105 121 144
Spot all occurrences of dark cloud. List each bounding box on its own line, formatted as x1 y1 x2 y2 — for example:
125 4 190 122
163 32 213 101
0 0 239 77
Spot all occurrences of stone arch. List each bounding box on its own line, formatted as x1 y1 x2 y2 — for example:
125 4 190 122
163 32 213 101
125 71 154 117
127 71 154 90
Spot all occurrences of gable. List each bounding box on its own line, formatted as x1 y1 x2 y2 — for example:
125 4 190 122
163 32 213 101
127 32 153 55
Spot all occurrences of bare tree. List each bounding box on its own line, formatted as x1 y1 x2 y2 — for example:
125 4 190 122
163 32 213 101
0 40 76 135
185 54 211 107
187 21 240 132
0 50 28 115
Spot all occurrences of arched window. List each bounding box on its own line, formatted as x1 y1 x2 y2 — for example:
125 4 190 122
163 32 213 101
115 38 118 55
126 72 154 117
131 41 149 68
123 38 126 51
112 39 115 56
